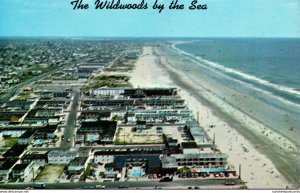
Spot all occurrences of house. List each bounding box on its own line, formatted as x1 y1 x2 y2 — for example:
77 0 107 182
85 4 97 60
94 152 114 164
3 144 28 159
47 150 78 164
17 130 35 145
24 108 63 125
40 92 71 99
0 112 27 125
10 161 35 180
35 124 58 139
79 110 111 122
104 162 121 178
2 100 35 111
167 138 178 147
1 128 27 138
68 157 89 175
20 151 48 165
35 100 69 109
83 99 134 108
0 159 19 181
135 120 147 131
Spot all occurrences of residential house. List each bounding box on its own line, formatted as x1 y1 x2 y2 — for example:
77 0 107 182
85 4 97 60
47 150 78 164
68 157 89 175
0 159 18 181
10 161 35 180
17 130 35 145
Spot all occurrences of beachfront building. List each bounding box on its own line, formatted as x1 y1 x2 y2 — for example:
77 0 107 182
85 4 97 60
134 109 192 123
134 98 185 107
159 149 236 176
189 124 215 148
89 88 178 98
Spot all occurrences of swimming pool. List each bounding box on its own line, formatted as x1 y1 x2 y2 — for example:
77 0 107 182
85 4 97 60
129 167 143 177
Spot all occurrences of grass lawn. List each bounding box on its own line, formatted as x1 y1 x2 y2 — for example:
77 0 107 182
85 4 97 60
36 164 66 182
1 137 17 148
115 127 164 145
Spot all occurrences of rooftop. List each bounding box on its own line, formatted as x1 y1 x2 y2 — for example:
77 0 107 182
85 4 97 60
12 163 30 171
3 144 28 158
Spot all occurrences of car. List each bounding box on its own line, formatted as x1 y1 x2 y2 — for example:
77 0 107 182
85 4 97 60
67 138 71 142
96 185 106 189
159 176 173 182
83 186 94 189
224 181 236 186
118 185 129 189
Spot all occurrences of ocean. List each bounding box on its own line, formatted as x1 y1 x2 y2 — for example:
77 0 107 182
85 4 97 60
175 38 300 106
154 38 300 147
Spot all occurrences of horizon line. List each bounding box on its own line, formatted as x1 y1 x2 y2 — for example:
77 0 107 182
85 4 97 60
0 35 300 39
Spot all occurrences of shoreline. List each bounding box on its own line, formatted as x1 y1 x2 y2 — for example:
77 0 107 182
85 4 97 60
128 46 297 189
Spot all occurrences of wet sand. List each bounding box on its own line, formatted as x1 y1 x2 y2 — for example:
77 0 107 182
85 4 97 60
129 46 300 189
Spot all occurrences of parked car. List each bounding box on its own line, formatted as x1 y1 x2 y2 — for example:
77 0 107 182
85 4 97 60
96 185 106 189
224 181 236 186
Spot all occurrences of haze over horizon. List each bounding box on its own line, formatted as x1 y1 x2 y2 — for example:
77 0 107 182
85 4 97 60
0 0 300 37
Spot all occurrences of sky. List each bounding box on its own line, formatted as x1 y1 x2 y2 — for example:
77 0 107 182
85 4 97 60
0 0 299 37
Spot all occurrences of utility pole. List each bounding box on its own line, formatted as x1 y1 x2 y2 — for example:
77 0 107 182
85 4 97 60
32 167 35 184
239 164 241 179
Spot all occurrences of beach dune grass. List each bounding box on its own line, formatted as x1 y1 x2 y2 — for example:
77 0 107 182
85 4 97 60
84 74 132 91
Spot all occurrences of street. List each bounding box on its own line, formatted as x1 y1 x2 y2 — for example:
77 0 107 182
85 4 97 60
60 91 81 149
0 178 244 189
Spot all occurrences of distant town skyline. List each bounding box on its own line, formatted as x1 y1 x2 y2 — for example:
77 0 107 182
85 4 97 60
0 0 300 37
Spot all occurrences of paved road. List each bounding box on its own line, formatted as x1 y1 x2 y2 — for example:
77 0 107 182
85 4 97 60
60 91 80 150
0 63 78 103
0 178 244 189
29 144 165 152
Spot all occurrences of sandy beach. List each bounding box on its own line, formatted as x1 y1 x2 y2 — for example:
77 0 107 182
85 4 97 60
128 46 294 189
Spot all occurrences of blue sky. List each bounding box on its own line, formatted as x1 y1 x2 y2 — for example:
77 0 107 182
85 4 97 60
0 0 299 37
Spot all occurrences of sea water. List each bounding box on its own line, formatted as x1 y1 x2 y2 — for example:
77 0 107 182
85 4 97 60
158 38 300 146
176 38 300 106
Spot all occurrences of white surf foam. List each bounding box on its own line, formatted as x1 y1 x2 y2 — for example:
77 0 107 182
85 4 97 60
172 43 300 99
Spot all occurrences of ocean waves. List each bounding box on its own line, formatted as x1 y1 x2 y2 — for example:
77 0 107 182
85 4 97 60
172 43 300 107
